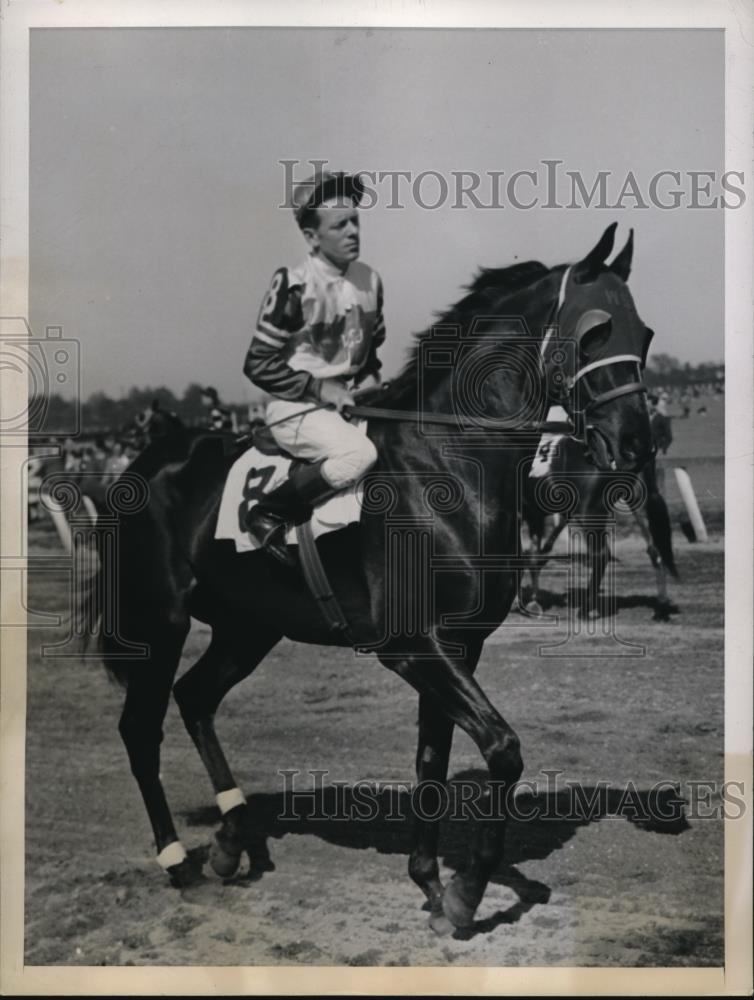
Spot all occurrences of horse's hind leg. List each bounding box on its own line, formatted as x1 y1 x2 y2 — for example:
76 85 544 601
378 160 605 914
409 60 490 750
173 623 281 878
116 623 196 887
409 693 454 933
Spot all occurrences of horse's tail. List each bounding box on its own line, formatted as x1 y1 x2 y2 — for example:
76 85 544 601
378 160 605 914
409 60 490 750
643 462 679 580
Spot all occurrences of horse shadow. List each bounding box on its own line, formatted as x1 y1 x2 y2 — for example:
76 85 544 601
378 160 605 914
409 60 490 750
182 769 689 938
519 585 680 620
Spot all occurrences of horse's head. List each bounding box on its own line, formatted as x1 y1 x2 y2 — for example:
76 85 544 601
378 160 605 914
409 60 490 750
127 407 186 452
544 223 654 472
145 408 185 442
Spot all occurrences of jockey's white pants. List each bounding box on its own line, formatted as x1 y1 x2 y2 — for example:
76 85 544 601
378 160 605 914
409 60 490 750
265 392 378 490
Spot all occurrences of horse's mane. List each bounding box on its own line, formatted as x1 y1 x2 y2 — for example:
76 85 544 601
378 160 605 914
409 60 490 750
378 259 552 408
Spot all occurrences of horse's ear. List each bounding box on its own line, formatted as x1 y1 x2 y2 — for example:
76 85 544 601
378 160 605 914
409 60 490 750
610 229 634 282
573 222 618 283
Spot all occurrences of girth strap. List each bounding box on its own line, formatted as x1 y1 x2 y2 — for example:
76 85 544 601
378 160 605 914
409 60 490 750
295 521 354 640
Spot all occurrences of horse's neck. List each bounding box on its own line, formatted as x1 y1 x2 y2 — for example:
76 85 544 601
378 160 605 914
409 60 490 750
448 280 558 529
422 277 558 419
374 272 558 515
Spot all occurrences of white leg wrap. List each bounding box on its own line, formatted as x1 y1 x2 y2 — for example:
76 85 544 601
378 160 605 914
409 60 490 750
157 841 187 870
216 787 247 815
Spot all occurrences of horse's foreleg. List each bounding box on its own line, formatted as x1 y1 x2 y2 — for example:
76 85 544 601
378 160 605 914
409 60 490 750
521 528 543 615
385 652 523 930
633 509 674 618
117 627 196 886
540 513 566 557
527 515 566 615
409 693 454 932
583 528 610 618
173 624 281 878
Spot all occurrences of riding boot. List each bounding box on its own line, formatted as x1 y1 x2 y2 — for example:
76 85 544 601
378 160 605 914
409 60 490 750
244 460 337 568
244 477 305 568
291 460 339 507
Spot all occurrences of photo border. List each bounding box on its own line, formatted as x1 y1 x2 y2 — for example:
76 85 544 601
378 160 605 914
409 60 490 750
1 1 751 995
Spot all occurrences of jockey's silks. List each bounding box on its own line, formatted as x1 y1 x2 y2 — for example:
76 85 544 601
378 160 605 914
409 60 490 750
245 252 386 401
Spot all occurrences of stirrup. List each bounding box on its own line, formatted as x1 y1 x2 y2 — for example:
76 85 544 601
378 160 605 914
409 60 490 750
245 509 297 568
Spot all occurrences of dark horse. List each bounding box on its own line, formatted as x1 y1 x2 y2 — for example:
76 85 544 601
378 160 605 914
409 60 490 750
521 433 679 621
80 224 655 932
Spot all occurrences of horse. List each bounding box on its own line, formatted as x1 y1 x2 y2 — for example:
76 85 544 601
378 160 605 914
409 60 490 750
520 431 679 622
77 223 655 933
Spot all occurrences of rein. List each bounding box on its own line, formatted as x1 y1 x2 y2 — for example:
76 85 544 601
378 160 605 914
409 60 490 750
263 401 574 436
345 405 573 434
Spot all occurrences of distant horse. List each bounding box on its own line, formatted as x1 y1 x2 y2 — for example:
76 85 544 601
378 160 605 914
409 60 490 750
521 432 679 621
78 224 655 932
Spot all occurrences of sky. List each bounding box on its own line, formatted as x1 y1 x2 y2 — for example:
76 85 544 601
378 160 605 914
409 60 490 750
29 27 725 404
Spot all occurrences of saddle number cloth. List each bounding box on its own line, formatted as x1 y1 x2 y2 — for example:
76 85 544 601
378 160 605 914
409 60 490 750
529 405 568 479
215 425 367 553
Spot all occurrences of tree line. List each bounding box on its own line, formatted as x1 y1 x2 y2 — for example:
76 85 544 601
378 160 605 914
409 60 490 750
644 355 724 388
38 383 257 436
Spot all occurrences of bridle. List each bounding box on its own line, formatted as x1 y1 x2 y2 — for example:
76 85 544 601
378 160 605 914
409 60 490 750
543 266 648 448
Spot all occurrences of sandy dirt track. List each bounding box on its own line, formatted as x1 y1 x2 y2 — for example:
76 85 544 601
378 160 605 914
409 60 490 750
24 530 724 968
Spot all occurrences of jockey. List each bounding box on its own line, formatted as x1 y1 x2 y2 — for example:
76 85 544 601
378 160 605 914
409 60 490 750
242 170 385 565
201 386 234 431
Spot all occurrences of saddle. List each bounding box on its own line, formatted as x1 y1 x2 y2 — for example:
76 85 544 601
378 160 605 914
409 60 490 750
250 422 291 457
215 425 365 641
218 424 293 460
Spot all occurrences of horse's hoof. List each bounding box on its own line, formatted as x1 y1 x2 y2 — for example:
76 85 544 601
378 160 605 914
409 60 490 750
442 879 480 928
525 600 543 617
167 856 204 889
428 909 455 936
210 836 242 878
653 600 680 622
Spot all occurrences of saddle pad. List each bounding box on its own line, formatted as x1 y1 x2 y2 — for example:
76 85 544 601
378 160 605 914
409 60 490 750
215 439 365 554
529 406 568 479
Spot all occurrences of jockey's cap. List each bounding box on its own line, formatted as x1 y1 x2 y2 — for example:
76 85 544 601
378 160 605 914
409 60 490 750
291 170 364 224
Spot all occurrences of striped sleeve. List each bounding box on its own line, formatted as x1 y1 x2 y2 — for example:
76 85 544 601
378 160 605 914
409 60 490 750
355 274 386 384
243 268 316 401
373 276 386 352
